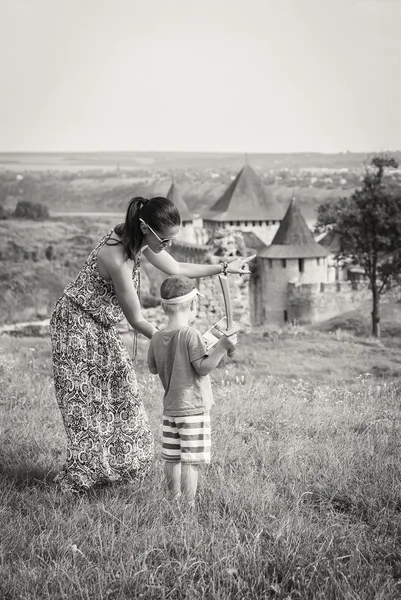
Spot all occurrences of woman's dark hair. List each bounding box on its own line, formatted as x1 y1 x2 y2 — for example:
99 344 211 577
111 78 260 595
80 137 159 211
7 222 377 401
114 196 181 260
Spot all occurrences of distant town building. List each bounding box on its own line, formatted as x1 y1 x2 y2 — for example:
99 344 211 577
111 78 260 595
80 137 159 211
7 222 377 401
318 229 344 282
319 229 367 283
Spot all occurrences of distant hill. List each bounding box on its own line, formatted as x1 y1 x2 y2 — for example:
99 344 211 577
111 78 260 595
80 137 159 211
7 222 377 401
1 150 400 171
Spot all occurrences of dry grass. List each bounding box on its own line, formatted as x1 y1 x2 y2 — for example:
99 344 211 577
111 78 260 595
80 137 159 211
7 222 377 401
225 325 401 387
313 302 401 341
1 332 401 599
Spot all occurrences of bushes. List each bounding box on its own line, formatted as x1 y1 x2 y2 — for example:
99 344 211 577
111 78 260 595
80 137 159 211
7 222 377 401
14 201 49 220
0 201 49 220
140 292 161 308
0 205 10 220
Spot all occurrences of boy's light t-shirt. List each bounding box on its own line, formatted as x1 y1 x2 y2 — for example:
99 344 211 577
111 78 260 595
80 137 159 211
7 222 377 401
147 325 214 416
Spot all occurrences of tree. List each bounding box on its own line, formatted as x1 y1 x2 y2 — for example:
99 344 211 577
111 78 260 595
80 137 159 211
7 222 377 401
0 204 10 220
14 200 49 220
315 155 401 337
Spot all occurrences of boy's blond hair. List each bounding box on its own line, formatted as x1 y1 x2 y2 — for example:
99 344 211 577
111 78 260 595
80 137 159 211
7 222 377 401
162 297 195 316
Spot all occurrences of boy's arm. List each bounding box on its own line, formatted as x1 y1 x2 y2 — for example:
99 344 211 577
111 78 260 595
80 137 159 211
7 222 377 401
192 335 237 377
147 342 158 375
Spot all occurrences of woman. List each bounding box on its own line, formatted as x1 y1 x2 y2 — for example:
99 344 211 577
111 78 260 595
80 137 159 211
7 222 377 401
50 196 252 493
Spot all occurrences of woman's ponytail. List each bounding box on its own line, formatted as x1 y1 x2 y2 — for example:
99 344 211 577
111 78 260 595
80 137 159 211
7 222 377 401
115 196 147 260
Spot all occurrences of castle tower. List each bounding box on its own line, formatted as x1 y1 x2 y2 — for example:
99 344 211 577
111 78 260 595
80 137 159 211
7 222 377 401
202 164 283 245
253 198 330 325
166 182 198 243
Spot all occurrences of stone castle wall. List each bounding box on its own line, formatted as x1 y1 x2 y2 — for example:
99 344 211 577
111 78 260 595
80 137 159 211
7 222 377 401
176 220 209 245
168 240 211 263
195 270 251 329
287 280 372 324
204 221 279 246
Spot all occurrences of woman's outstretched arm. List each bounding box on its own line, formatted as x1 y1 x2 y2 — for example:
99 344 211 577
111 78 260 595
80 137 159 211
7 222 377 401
143 247 255 278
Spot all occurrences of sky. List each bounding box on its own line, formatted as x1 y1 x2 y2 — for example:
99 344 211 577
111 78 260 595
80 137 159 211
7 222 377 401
0 0 400 153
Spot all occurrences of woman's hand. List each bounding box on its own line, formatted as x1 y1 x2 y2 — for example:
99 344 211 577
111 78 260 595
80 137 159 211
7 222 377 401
226 254 256 276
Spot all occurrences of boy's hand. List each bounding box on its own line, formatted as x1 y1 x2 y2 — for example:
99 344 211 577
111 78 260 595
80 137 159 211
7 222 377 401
218 333 237 352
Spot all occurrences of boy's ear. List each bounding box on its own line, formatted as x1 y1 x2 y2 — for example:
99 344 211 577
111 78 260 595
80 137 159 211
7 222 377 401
190 297 197 310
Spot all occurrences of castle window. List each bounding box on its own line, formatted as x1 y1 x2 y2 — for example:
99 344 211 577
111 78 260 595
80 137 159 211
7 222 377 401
252 221 256 226
298 259 304 273
229 221 233 226
281 259 286 268
316 258 320 265
259 221 263 226
284 310 288 323
268 259 273 268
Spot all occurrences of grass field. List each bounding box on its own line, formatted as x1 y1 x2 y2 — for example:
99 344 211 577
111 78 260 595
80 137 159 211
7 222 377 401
1 327 401 599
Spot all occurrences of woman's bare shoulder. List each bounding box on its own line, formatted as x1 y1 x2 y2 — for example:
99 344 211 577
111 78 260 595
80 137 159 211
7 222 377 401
97 234 133 279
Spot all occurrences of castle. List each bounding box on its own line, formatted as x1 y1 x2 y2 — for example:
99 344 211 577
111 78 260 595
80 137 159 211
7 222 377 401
160 165 370 328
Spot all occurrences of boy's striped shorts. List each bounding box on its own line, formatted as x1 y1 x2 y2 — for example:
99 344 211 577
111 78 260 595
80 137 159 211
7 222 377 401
162 413 211 464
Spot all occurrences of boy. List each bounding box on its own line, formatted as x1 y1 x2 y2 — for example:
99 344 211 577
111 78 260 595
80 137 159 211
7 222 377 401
147 275 237 507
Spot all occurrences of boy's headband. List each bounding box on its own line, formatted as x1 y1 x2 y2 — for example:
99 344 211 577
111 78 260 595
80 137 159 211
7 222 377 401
162 288 203 305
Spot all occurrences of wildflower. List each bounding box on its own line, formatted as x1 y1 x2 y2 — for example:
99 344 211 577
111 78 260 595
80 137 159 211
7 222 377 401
71 544 87 559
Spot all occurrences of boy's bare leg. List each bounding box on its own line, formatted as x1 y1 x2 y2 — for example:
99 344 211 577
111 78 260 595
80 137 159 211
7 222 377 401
181 464 199 507
164 462 181 500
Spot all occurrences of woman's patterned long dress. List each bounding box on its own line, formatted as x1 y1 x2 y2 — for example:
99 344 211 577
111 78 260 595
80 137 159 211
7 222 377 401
50 229 154 492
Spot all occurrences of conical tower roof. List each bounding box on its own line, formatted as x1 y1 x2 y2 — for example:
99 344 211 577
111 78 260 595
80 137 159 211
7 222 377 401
318 229 341 253
260 198 330 259
203 164 283 222
166 182 192 222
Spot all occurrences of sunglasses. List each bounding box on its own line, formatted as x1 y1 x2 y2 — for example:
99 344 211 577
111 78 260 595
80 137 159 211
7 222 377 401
140 218 180 244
